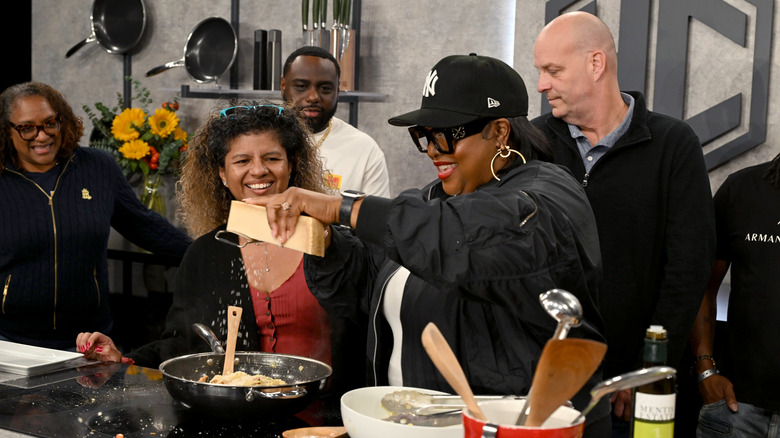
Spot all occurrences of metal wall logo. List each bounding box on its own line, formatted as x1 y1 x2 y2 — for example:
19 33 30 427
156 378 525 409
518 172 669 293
543 0 774 170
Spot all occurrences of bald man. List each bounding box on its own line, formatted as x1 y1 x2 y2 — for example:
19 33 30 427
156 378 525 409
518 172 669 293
532 11 715 433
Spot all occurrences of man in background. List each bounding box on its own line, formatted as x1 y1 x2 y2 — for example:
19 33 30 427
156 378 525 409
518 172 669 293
532 11 716 435
281 46 390 197
689 152 780 437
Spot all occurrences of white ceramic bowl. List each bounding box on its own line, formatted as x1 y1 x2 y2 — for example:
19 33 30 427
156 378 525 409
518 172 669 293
340 386 464 438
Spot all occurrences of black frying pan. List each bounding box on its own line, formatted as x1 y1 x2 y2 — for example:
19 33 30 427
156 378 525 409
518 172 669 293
156 324 332 419
145 17 237 84
65 0 147 58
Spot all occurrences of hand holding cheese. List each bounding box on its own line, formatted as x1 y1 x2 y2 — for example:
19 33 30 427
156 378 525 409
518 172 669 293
242 187 362 247
227 200 329 256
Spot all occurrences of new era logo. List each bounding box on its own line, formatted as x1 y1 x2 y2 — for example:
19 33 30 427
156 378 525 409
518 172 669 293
487 97 500 108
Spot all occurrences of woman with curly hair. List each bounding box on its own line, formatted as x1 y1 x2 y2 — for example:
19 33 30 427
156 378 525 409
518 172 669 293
78 102 366 397
0 81 190 350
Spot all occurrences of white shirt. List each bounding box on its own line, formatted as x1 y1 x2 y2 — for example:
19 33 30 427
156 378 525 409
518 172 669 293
311 117 391 197
383 266 410 386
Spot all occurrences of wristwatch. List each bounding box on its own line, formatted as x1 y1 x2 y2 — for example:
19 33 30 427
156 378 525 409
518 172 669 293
339 190 366 228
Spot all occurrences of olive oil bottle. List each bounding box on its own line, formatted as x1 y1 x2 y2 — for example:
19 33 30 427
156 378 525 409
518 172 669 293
631 325 676 437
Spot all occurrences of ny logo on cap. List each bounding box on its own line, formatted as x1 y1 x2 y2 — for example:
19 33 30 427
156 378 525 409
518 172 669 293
487 97 500 108
423 70 438 97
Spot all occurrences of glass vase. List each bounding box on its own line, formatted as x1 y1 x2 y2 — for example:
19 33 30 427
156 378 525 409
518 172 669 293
141 173 166 217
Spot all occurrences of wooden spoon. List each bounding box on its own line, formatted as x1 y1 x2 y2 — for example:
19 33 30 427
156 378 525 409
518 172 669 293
521 338 607 427
421 322 487 421
222 305 243 375
282 426 348 438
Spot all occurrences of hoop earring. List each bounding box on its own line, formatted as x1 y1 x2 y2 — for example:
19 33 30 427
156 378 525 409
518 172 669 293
490 145 526 181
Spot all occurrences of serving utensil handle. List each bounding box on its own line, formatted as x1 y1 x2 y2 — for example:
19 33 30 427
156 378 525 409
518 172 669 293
222 305 243 375
421 322 488 421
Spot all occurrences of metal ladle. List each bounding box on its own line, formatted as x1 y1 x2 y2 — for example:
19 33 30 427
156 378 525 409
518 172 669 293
540 288 583 340
515 288 584 426
571 365 677 425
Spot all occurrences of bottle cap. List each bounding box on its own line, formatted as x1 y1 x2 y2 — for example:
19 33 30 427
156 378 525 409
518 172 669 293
646 325 667 339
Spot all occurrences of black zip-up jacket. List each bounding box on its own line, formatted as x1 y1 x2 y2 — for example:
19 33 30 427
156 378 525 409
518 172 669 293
305 161 611 425
0 147 191 349
532 91 716 378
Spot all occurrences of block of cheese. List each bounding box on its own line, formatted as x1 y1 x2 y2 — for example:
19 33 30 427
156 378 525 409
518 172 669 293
225 200 326 256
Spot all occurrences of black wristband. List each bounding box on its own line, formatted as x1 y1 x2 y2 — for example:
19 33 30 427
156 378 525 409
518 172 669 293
339 190 366 227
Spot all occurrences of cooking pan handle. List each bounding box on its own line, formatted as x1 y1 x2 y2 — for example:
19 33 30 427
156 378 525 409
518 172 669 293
146 59 186 77
192 323 226 354
245 385 307 401
65 34 96 58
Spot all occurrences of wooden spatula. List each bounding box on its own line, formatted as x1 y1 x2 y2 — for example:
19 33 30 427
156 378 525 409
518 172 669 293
421 322 487 421
222 305 243 375
521 338 607 427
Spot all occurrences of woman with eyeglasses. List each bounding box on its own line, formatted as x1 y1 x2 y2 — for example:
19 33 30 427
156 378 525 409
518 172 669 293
76 101 366 397
246 54 611 436
0 81 191 350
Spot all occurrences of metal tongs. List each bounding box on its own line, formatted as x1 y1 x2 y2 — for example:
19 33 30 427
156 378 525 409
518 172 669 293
380 390 514 426
382 390 511 415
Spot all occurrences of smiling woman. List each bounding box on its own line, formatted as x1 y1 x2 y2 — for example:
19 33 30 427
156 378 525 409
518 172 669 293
76 100 367 400
0 81 191 351
243 54 611 438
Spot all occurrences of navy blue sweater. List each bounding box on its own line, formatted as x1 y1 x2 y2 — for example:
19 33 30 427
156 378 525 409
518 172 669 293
0 147 191 349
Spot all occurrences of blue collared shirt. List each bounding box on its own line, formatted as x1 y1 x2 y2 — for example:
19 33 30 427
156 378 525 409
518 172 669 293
567 92 635 173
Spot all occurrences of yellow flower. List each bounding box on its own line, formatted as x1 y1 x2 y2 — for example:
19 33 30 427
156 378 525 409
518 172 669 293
118 139 151 160
173 126 188 142
149 108 179 137
111 107 146 141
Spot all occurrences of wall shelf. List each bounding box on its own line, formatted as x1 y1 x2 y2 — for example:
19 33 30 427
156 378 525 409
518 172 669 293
179 86 385 127
175 0 382 127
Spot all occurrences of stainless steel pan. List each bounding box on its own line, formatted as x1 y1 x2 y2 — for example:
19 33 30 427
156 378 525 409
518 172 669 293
66 0 146 58
145 17 237 84
158 324 332 419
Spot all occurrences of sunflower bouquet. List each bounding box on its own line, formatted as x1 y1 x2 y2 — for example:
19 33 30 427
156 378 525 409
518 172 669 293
83 79 190 214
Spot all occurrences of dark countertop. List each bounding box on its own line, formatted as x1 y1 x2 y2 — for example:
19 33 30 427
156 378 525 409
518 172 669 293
0 363 342 438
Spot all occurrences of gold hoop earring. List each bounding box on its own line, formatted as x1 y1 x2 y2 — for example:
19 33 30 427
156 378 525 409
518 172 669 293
490 146 526 181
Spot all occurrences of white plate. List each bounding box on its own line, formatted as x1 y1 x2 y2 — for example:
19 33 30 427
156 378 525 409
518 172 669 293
0 340 84 376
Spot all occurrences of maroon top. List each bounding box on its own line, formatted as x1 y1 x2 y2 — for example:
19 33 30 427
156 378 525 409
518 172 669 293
250 259 331 365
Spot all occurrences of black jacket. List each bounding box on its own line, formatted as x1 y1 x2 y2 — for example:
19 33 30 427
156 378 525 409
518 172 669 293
129 226 366 397
305 161 610 423
533 91 716 377
0 147 190 349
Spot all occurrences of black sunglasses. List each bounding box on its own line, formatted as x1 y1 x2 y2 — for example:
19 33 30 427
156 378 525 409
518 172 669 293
408 118 494 154
9 116 61 141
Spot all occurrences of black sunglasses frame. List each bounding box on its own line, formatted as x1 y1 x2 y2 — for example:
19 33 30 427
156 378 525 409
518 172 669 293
408 118 494 154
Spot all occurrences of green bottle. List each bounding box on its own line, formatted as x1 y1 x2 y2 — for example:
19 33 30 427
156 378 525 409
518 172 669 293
631 325 676 437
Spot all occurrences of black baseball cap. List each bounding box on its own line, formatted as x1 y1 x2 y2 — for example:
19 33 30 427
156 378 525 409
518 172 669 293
388 53 529 128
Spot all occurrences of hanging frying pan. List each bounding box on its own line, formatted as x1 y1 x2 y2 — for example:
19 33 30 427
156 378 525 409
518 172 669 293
65 0 147 58
145 17 237 84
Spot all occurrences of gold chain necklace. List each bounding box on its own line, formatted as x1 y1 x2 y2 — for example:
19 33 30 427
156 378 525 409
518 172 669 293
314 119 333 150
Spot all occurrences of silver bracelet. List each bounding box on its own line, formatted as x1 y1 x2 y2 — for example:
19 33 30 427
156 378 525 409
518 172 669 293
698 368 720 382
